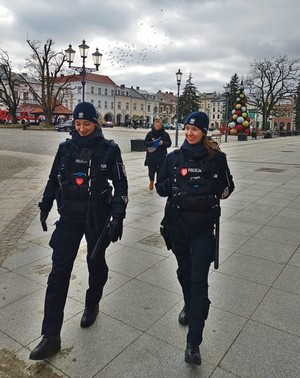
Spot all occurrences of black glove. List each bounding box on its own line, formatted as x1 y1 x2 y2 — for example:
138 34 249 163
109 217 123 242
40 211 49 232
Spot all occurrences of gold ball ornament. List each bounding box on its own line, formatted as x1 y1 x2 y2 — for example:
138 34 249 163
242 112 247 118
230 128 237 135
235 104 242 109
232 114 238 120
240 94 245 98
242 121 249 127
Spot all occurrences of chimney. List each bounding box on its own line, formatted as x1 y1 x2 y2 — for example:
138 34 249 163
120 84 125 89
131 86 133 89
136 86 140 90
166 91 168 94
170 92 173 95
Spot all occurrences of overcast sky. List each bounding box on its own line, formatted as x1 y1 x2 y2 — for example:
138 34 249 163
1 0 300 94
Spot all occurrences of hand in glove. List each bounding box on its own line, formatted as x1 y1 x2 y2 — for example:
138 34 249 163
109 217 123 242
40 211 49 232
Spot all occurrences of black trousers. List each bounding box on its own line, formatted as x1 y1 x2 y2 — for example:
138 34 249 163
42 216 110 337
148 166 161 181
169 228 215 346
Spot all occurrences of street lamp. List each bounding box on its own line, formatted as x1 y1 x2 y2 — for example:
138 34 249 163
175 69 183 147
65 40 103 102
224 84 230 142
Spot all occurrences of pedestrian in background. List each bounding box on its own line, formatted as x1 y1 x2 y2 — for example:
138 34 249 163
144 118 172 190
156 111 234 365
30 102 128 360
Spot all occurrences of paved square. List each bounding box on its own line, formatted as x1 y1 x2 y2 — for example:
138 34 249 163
0 129 300 377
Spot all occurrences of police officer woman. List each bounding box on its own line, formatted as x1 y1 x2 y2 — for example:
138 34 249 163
144 118 171 190
30 102 128 360
156 112 234 365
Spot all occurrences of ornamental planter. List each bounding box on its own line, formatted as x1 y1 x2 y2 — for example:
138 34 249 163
286 131 292 136
130 139 146 152
293 130 300 136
279 131 286 137
264 132 272 139
237 133 248 141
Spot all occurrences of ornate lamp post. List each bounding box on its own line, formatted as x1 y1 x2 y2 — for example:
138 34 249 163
224 84 230 142
175 69 183 147
65 40 102 102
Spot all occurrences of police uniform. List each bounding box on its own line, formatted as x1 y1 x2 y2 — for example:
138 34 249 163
30 102 128 360
156 112 234 365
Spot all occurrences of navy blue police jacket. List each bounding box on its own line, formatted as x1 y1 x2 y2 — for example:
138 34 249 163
156 140 234 231
39 128 128 219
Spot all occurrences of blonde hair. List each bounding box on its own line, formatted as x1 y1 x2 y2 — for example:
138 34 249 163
202 135 222 157
153 118 163 126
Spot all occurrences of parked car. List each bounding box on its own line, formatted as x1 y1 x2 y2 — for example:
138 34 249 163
163 123 175 130
102 121 114 128
55 120 74 132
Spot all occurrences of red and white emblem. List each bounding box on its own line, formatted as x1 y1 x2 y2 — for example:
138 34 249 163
75 177 84 186
180 168 188 176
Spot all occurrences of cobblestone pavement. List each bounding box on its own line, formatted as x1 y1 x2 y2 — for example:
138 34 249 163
1 130 300 377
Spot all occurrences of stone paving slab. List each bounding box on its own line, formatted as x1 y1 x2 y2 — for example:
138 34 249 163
0 135 300 377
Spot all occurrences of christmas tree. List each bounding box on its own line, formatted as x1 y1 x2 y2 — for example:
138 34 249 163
179 72 201 120
227 81 251 136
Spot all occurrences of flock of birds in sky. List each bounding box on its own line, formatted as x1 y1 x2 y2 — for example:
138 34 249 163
101 10 174 68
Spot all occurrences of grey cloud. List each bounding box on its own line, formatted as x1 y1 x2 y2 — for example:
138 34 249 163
1 0 300 93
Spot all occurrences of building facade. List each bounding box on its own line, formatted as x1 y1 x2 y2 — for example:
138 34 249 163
57 73 117 123
155 91 177 124
198 92 225 130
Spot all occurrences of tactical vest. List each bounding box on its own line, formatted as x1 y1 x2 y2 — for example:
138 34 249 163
56 139 114 222
166 149 220 232
172 149 219 211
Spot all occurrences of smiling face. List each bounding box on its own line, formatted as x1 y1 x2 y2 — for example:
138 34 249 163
184 124 204 144
74 119 97 136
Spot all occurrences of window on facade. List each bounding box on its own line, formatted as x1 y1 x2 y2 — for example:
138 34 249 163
98 100 102 108
148 104 151 112
212 114 215 119
78 87 82 93
111 89 114 96
213 107 215 112
111 102 114 109
141 104 144 111
91 86 94 94
117 102 121 110
78 99 81 103
217 114 220 119
105 89 108 95
160 106 163 113
98 88 101 95
23 92 29 101
91 99 94 104
104 101 108 108
126 102 129 110
133 103 137 111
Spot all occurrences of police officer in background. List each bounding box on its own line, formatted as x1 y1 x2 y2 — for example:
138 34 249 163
156 112 234 365
30 102 128 360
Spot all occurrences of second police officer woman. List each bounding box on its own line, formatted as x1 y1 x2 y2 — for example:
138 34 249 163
156 111 234 365
30 102 128 360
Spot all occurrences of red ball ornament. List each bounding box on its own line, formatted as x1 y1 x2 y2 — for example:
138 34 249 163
241 99 246 104
236 110 242 116
236 124 243 132
247 117 251 122
244 128 250 136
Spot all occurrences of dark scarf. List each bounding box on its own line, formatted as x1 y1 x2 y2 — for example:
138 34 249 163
180 139 209 160
71 128 104 149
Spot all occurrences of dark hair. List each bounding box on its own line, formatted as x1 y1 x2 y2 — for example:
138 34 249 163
202 135 221 157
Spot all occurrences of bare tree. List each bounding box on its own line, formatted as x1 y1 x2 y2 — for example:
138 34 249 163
20 39 72 126
246 56 300 130
0 49 22 123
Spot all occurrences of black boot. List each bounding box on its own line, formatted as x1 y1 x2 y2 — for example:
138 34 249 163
178 305 189 326
29 336 61 360
80 304 99 328
185 343 201 365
